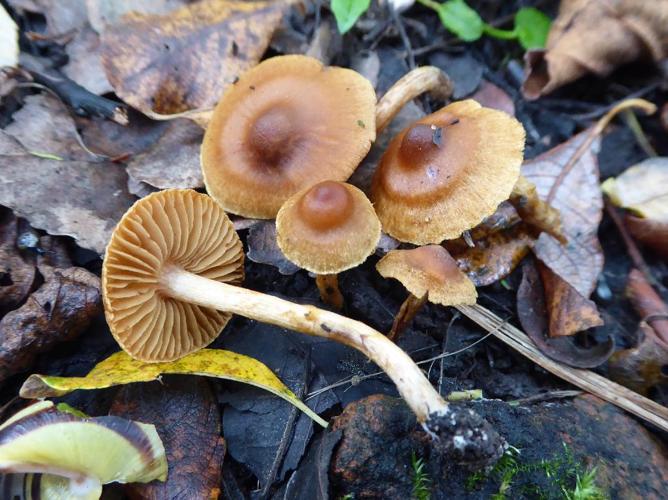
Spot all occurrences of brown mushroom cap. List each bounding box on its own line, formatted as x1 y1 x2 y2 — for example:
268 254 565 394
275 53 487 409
376 245 477 306
276 181 381 274
102 189 244 362
371 99 525 244
201 55 377 219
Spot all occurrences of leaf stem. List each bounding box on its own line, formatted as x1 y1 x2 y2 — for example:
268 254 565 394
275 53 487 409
482 24 517 40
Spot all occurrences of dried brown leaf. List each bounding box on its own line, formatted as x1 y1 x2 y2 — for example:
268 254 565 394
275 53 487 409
62 25 112 95
517 260 612 368
100 0 290 115
523 129 603 297
471 80 515 116
247 220 299 275
445 223 534 287
85 0 186 33
0 131 136 254
7 0 88 35
523 0 668 99
537 262 604 338
0 210 36 311
126 119 204 191
608 323 668 395
0 265 101 382
4 94 91 161
110 377 225 500
626 268 668 344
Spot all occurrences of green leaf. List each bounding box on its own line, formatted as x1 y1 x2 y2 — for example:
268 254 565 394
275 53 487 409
437 0 484 42
21 349 328 428
514 7 551 49
331 0 371 34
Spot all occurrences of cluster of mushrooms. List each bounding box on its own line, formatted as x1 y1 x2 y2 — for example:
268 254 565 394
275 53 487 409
102 55 557 463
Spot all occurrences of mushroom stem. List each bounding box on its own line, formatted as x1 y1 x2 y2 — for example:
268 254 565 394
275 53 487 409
509 176 567 244
375 66 453 134
388 293 428 341
162 265 446 423
315 274 344 310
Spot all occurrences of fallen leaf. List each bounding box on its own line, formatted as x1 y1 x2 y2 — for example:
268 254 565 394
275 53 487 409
100 0 290 115
20 349 327 427
85 0 186 33
0 210 36 311
0 131 136 254
445 222 534 287
517 260 613 368
7 0 88 35
0 265 101 382
602 157 668 222
625 215 668 262
4 94 92 161
126 119 204 191
62 24 113 95
247 220 300 275
110 377 225 500
537 261 604 338
625 268 668 344
608 323 668 395
428 52 483 100
471 80 515 116
523 0 668 99
0 5 18 68
523 129 603 297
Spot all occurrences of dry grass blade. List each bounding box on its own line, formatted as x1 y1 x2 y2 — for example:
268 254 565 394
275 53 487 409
456 304 668 432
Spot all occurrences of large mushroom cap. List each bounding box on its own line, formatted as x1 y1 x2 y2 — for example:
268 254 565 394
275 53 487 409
276 181 381 274
102 189 244 362
371 99 525 244
376 245 477 306
201 55 377 219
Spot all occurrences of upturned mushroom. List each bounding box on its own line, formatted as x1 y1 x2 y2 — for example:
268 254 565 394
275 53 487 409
0 401 166 499
376 245 477 340
371 100 526 244
102 189 504 464
201 55 452 219
276 181 380 309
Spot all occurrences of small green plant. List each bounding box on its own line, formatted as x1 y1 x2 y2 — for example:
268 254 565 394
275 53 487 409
411 452 431 500
331 0 371 34
339 494 355 500
331 0 551 50
563 468 607 500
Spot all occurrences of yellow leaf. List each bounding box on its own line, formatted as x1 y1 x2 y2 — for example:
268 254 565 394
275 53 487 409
602 157 668 222
21 349 327 428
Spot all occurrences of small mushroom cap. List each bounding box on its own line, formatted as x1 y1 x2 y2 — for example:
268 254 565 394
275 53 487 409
376 245 477 306
276 181 381 274
102 189 244 362
371 100 525 244
201 55 377 219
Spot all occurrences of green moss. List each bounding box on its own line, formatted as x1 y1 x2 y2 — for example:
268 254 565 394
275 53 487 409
464 443 607 499
411 452 432 500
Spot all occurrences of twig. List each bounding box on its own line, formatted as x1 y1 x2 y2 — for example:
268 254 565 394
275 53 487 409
259 353 312 499
391 7 415 69
456 304 668 432
604 199 664 293
20 59 127 125
622 109 658 158
508 390 583 406
306 331 494 400
570 81 661 122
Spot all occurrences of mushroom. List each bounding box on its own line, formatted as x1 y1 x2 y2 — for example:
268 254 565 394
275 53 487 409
102 189 504 462
371 99 526 244
0 401 166 499
376 245 477 340
201 55 453 219
276 181 381 309
201 55 377 219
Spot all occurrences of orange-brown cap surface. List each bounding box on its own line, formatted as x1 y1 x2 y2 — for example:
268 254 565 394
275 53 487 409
376 245 477 306
276 181 381 274
201 55 377 219
371 99 525 244
102 189 244 362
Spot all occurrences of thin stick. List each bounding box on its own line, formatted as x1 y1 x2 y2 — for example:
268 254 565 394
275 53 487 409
164 266 448 423
375 66 453 134
456 304 668 432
